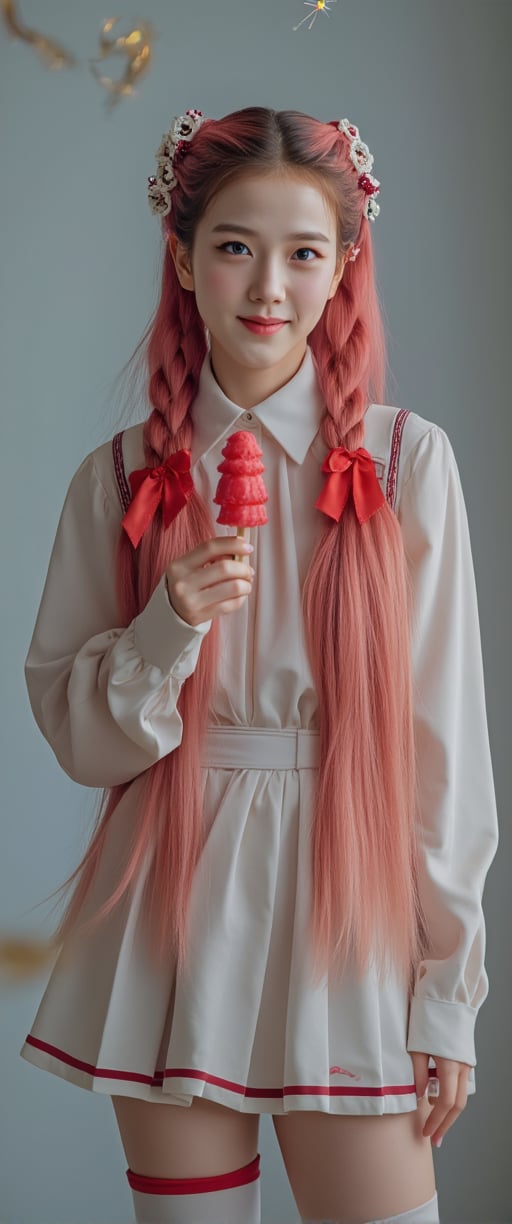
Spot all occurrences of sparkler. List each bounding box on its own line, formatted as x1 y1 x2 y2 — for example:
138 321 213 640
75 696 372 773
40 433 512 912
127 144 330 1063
293 0 338 32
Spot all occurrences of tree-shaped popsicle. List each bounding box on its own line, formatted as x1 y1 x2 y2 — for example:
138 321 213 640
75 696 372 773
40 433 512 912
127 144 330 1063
214 430 268 561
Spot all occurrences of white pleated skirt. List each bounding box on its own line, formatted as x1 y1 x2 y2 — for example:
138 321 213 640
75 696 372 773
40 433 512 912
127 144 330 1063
20 726 475 1115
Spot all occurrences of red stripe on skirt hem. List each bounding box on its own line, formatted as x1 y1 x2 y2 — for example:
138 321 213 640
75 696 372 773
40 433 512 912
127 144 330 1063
23 1034 417 1098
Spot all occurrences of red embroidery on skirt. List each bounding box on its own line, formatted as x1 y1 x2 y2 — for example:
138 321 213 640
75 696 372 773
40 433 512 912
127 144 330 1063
329 1065 362 1080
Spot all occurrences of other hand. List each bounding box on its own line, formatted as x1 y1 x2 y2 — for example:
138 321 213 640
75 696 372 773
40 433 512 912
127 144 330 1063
409 1051 472 1146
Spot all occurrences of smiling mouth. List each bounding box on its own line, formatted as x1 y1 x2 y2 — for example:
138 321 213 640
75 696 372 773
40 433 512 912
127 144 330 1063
238 318 289 329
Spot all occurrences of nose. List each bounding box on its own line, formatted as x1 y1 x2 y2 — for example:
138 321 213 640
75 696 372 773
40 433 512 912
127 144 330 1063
248 255 287 304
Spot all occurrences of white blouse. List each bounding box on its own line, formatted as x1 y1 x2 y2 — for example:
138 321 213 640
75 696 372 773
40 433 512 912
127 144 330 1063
24 343 499 1081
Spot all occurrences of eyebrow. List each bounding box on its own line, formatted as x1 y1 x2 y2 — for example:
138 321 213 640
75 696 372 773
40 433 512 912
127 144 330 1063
211 223 331 243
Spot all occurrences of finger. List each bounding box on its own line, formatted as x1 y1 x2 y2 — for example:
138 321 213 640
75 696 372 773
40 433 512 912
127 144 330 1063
422 1066 467 1141
427 1076 469 1146
212 540 253 566
422 1063 457 1137
409 1051 430 1100
212 534 253 556
430 1068 470 1144
198 560 253 592
175 535 252 577
194 568 254 613
173 551 252 601
198 592 252 621
429 1098 466 1146
430 1060 471 1101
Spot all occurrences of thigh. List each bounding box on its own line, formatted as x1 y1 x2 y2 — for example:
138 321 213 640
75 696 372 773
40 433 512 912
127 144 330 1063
112 1094 260 1179
272 1095 436 1223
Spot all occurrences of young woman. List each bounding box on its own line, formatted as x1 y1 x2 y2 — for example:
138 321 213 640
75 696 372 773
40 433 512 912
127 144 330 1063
19 107 498 1224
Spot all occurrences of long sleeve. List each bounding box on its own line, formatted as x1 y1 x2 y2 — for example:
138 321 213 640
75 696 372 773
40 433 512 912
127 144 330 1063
396 424 499 1068
25 451 212 788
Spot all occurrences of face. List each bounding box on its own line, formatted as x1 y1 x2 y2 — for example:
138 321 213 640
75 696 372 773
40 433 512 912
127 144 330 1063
169 170 348 408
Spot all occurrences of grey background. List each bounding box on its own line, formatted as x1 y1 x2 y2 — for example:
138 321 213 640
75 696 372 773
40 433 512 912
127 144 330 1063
1 1 510 1221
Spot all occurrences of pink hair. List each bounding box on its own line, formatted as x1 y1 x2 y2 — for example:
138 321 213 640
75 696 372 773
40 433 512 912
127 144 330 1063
46 107 430 991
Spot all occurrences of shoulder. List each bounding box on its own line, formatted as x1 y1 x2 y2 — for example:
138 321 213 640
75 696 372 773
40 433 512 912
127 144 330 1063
365 403 454 510
366 402 448 470
75 422 146 515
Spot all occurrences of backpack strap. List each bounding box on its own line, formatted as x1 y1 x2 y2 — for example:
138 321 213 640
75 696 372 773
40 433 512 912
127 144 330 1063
385 408 410 512
112 430 132 514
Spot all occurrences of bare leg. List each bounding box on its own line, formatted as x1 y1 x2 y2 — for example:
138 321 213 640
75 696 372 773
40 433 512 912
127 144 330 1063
111 1094 260 1178
272 1095 436 1224
112 1096 262 1222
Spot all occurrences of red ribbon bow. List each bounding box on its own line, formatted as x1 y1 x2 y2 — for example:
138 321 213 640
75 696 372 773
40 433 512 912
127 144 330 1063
121 449 194 548
315 445 386 524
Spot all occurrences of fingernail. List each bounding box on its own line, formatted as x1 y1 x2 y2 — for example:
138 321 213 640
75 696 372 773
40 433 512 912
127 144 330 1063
242 543 254 552
432 1137 443 1148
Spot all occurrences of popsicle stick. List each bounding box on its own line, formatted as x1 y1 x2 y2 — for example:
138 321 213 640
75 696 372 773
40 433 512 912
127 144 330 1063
232 524 248 561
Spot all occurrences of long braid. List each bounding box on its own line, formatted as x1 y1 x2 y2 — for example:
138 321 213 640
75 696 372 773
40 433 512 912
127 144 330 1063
318 267 371 452
306 230 429 988
142 255 206 467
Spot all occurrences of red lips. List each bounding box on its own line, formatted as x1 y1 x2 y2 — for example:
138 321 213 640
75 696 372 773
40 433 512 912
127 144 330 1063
240 316 289 324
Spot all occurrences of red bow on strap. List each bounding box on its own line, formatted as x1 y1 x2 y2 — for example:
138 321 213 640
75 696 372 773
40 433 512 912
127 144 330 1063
315 445 386 524
121 450 194 548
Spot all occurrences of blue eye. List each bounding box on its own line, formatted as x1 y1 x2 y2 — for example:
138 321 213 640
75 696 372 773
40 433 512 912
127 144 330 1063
217 241 318 261
219 241 249 255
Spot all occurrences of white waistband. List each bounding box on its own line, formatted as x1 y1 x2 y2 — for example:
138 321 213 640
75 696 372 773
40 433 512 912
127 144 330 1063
200 726 320 770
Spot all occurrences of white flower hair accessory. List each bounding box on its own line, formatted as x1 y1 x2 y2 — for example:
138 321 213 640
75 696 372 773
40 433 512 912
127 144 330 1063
147 110 380 263
336 118 381 225
147 109 206 222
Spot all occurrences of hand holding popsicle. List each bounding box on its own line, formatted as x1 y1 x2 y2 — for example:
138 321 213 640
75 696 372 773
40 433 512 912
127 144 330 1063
164 431 266 626
164 535 254 627
213 430 268 560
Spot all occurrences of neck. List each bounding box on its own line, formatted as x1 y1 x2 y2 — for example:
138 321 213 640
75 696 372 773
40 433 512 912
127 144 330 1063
208 340 309 409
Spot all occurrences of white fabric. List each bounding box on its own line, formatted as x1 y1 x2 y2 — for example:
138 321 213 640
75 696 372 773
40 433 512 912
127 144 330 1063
374 1191 440 1223
379 1194 440 1224
19 345 498 1116
130 1171 261 1224
301 1188 440 1223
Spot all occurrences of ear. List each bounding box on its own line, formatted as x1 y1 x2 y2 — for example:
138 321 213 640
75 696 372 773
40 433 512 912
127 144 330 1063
168 233 194 291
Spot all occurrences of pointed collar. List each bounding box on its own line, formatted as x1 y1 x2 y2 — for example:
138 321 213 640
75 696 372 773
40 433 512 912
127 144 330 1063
190 344 326 469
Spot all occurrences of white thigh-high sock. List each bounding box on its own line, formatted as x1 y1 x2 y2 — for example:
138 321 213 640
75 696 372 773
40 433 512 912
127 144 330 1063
372 1191 440 1223
301 1188 440 1224
127 1153 261 1223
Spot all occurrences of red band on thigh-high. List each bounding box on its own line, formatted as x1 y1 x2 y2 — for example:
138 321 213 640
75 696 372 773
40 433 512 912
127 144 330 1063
126 1154 260 1195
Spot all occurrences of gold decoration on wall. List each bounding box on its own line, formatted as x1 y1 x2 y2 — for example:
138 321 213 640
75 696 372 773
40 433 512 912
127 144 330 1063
1 8 156 107
89 17 155 111
0 0 76 68
0 935 61 982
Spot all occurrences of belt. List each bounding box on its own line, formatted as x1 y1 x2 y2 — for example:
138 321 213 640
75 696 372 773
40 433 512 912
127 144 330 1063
200 726 321 770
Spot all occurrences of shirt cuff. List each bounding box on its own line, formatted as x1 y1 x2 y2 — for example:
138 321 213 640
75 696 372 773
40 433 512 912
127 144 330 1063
407 995 477 1067
133 574 212 673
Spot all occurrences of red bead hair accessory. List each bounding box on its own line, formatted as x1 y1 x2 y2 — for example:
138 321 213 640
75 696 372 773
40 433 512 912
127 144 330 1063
315 445 386 524
121 450 194 548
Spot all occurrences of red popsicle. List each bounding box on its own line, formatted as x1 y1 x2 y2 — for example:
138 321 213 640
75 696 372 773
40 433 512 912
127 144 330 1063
214 430 268 560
